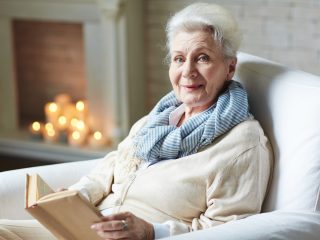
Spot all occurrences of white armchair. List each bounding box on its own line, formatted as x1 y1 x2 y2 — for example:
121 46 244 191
0 159 99 220
1 52 320 239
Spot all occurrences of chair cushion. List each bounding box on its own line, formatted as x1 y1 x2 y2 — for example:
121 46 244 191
164 210 320 240
235 52 320 212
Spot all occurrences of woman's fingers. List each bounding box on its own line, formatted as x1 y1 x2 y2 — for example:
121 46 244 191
91 212 154 240
99 212 131 222
91 219 126 231
95 229 127 239
56 187 67 192
92 220 128 239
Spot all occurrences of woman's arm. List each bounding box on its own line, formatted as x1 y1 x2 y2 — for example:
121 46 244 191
164 142 272 235
68 116 149 205
68 151 116 205
88 141 272 239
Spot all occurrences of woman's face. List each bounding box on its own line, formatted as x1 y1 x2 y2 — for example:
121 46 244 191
169 30 237 111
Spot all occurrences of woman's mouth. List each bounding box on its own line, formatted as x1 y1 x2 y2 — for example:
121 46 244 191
182 84 204 92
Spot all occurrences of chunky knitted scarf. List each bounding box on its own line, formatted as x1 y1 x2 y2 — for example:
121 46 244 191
133 80 250 165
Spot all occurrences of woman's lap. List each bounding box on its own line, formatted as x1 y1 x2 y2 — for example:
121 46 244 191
0 219 55 240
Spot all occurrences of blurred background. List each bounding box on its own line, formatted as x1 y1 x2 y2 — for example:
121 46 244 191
0 0 319 170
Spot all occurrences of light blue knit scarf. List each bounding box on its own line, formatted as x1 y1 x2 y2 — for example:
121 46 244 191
133 80 250 164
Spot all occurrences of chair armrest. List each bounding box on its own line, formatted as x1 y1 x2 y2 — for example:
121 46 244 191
164 210 320 240
0 159 100 219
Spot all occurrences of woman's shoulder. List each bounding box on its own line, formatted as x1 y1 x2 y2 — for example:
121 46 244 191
116 116 148 150
233 118 267 143
224 118 268 147
200 118 269 155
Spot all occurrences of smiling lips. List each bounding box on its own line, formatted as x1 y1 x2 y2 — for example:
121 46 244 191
182 84 204 92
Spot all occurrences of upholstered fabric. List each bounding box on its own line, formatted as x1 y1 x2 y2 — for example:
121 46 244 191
0 159 99 220
164 210 320 240
235 52 320 212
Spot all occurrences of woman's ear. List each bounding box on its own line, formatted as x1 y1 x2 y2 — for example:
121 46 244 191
226 57 237 80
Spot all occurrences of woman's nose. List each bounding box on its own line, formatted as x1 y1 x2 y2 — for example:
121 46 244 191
182 59 198 79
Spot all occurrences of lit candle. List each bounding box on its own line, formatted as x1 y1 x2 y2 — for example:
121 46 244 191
43 124 59 143
75 119 89 136
45 102 61 126
75 100 88 120
45 122 54 131
68 130 86 147
88 131 107 149
54 93 71 109
69 118 79 131
76 100 85 111
57 115 68 131
63 103 77 122
29 121 43 140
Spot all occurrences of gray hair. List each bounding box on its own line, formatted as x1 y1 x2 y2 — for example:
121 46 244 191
165 3 242 61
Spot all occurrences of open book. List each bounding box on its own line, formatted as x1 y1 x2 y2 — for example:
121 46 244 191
25 174 102 240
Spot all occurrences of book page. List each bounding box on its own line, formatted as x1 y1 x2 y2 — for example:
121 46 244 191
25 174 54 207
36 174 54 200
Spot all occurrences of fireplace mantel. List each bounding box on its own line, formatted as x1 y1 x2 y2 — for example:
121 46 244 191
0 0 146 161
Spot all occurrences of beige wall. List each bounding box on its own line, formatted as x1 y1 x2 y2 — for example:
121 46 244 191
145 0 320 108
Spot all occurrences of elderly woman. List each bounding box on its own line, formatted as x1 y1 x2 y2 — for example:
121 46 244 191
0 3 272 240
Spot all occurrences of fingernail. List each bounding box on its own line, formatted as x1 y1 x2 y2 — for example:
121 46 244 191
91 224 97 229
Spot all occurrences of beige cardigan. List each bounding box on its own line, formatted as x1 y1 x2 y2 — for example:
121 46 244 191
69 116 273 236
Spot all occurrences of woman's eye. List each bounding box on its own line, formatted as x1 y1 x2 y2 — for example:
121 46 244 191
198 55 209 62
173 57 184 63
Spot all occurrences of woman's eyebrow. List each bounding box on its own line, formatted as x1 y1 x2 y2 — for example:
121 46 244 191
172 47 215 54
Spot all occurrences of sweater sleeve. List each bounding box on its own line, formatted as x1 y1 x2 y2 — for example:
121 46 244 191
68 151 116 205
164 143 272 235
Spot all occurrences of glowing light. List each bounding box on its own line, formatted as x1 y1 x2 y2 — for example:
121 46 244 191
58 116 67 125
76 101 85 112
48 103 58 112
76 120 85 130
47 129 55 137
72 131 81 140
32 121 41 132
45 123 54 131
93 131 102 140
70 118 78 127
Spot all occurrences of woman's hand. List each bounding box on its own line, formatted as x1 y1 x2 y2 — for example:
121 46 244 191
56 187 67 192
91 211 154 240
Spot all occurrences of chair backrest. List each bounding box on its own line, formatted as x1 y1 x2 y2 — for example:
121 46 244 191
234 52 320 212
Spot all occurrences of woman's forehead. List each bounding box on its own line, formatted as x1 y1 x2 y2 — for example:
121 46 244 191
171 30 219 54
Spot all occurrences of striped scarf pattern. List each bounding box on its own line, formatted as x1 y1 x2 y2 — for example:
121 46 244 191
133 80 250 164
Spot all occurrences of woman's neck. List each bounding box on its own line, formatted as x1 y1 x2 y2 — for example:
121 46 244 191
178 101 213 126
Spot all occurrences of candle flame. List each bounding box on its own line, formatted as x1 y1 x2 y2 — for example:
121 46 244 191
70 118 79 128
58 116 67 125
45 123 54 130
76 120 85 130
72 131 81 140
32 121 41 131
76 101 85 112
47 129 55 137
49 103 58 112
93 131 102 140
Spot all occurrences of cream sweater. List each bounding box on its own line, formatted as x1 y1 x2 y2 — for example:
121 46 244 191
69 116 273 236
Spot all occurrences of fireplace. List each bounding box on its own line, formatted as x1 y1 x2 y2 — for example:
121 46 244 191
0 0 146 162
13 19 87 127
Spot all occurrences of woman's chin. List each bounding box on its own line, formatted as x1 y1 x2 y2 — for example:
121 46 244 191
180 95 215 110
181 98 204 108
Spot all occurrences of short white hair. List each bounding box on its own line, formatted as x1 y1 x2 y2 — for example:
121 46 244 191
166 3 242 60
